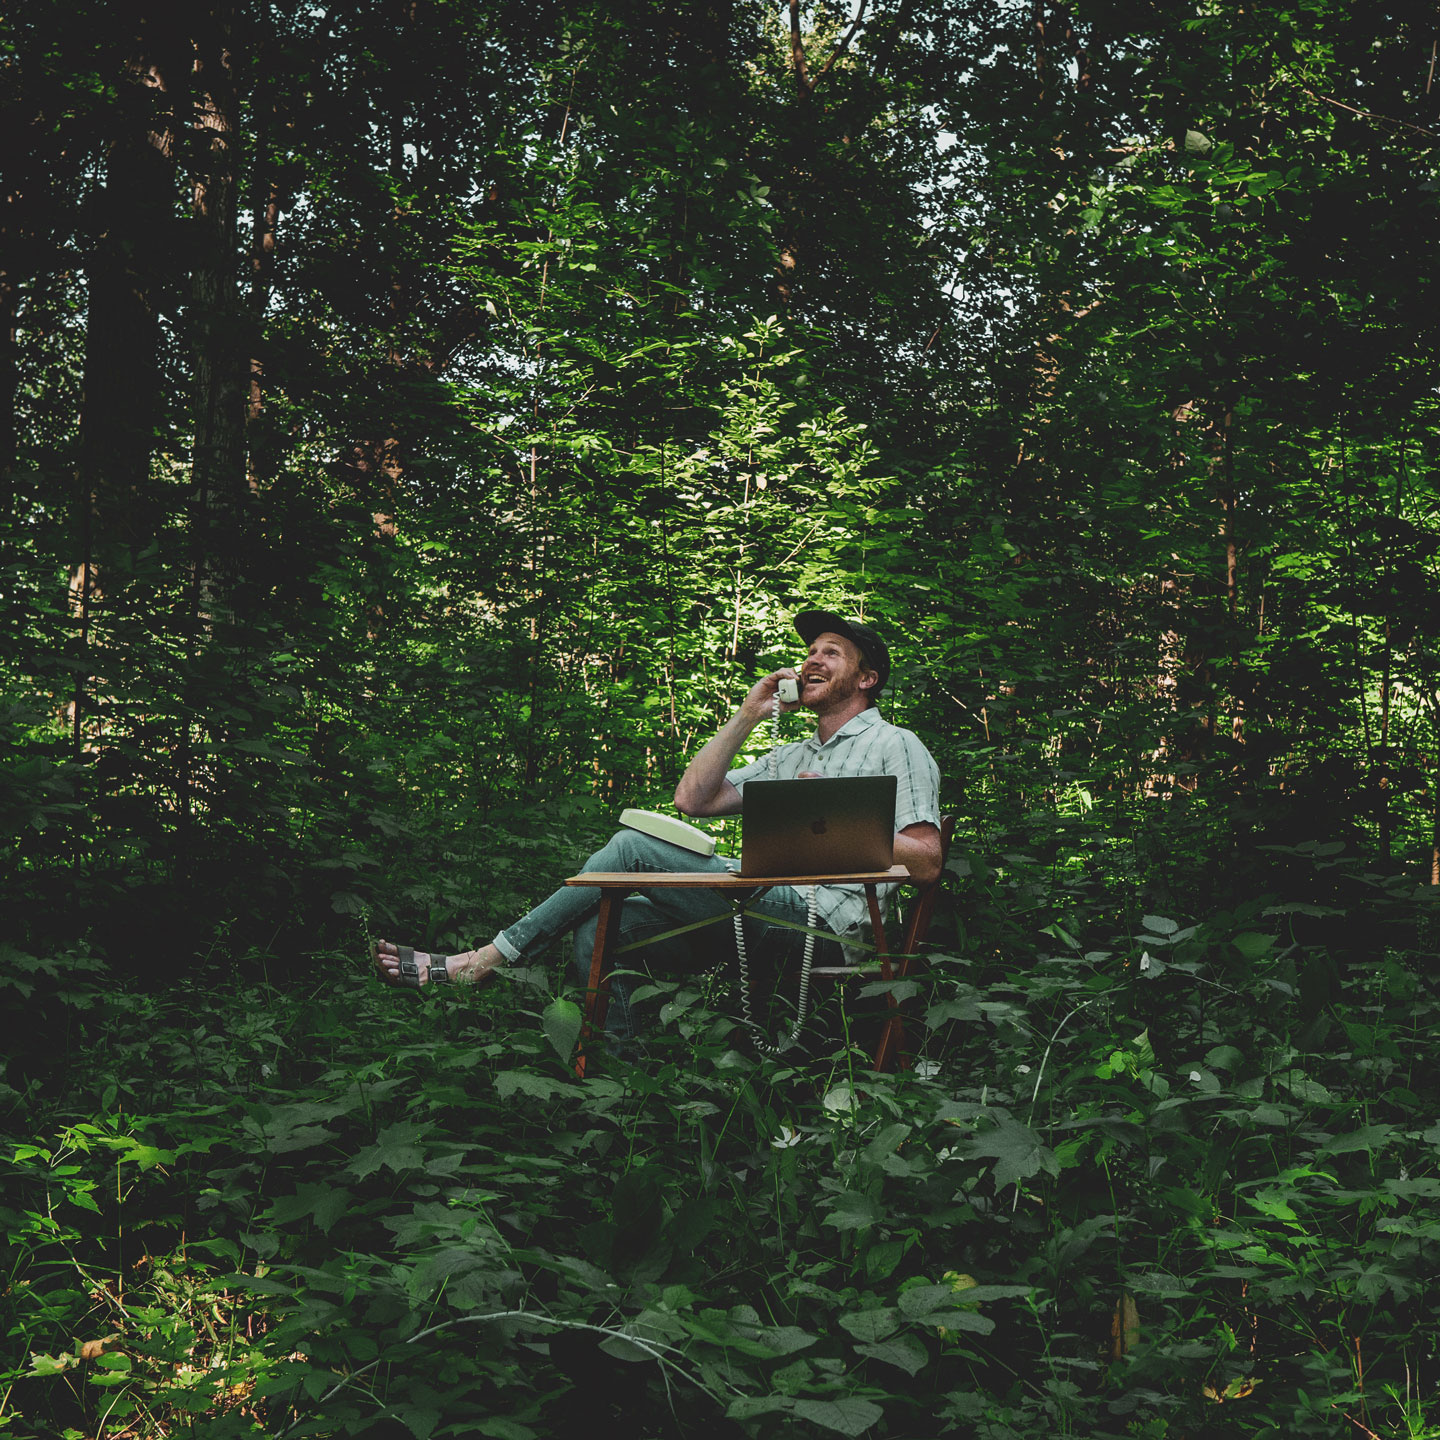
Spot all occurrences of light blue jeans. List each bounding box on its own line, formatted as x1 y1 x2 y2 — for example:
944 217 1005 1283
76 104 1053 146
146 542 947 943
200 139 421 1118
491 829 829 1039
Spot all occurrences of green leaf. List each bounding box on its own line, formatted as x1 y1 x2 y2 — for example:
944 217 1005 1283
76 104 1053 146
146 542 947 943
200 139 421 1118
121 1143 176 1170
791 1397 886 1434
863 1123 911 1161
90 1135 177 1169
898 1284 960 1318
857 979 921 1002
398 1396 442 1440
346 1121 433 1179
864 1239 907 1281
1274 1070 1333 1104
823 1190 882 1232
476 1421 537 1440
757 1326 818 1357
67 1186 102 1214
964 1117 1058 1192
541 998 583 1065
1231 932 1273 961
263 1125 337 1156
959 1285 1034 1302
225 1273 296 1296
931 1308 995 1335
265 1183 354 1233
1322 1125 1395 1155
855 1333 929 1375
495 1071 574 1101
598 1334 657 1362
727 1396 793 1420
925 997 983 1026
839 1308 899 1343
1205 1045 1244 1071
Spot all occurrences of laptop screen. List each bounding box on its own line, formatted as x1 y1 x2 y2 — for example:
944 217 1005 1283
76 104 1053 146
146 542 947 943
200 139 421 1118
739 775 897 877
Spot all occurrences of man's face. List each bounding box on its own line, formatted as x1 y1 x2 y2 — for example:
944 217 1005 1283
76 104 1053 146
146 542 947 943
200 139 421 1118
800 631 876 707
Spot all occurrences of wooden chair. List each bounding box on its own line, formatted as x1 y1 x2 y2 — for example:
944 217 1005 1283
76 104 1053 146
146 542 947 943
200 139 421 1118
804 814 956 1071
565 864 904 1077
567 817 955 1074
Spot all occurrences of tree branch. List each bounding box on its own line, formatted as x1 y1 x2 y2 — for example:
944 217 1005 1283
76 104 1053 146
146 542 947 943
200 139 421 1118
789 0 813 94
1301 87 1438 138
814 0 870 84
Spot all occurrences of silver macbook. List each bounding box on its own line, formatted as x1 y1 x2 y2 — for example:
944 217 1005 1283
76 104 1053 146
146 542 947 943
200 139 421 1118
738 776 897 878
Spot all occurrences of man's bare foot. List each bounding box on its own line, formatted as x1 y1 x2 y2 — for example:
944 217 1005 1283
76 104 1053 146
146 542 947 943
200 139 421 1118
373 939 506 989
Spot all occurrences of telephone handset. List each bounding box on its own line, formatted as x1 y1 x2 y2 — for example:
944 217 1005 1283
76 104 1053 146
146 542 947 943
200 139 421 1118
776 677 800 704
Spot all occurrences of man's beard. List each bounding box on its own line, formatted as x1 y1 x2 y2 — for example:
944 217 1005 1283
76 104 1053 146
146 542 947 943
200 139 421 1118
809 667 861 708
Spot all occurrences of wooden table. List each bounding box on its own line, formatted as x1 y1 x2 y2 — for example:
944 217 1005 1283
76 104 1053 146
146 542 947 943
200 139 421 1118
563 864 909 1075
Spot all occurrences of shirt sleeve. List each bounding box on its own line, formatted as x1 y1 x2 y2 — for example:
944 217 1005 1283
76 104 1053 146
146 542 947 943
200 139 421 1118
886 727 942 832
726 755 765 793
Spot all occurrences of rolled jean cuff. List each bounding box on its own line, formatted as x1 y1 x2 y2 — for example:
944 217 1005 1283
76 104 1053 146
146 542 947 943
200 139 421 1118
491 931 523 963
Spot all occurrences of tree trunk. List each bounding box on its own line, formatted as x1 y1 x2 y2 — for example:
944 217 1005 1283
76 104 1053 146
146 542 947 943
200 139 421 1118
1431 741 1440 885
78 12 184 567
72 7 185 747
0 264 16 520
189 0 249 618
243 42 286 488
247 177 280 459
1214 407 1244 751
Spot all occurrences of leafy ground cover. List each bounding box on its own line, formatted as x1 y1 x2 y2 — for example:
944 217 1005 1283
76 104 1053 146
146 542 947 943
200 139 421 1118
7 830 1440 1440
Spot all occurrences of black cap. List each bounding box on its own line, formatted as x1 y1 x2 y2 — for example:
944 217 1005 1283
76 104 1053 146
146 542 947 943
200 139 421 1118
793 610 891 696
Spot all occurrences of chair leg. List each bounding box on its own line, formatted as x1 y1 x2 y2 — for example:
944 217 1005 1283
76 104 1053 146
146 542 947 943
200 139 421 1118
861 881 909 1071
872 815 955 1071
873 1010 908 1073
871 941 926 1072
575 891 624 1078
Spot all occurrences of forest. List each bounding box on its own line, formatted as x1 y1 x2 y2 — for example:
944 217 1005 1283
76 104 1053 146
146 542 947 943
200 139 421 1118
5 0 1440 1435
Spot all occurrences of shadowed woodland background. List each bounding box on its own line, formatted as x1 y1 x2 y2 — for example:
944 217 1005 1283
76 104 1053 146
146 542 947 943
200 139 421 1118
6 1 1440 1437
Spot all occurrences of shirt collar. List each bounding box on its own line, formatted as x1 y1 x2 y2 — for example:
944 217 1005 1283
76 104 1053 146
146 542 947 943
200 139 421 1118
813 705 883 748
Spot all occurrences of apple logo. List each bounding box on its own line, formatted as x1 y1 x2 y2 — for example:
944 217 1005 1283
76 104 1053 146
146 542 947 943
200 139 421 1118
810 818 827 835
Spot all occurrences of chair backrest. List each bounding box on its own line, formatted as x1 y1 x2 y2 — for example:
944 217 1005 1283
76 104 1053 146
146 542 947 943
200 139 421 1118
898 815 956 957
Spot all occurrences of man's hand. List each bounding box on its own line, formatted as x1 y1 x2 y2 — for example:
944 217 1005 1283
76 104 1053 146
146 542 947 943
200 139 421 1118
741 667 803 717
677 668 804 816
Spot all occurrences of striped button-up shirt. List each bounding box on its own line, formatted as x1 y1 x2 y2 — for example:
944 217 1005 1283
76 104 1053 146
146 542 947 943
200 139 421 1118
728 706 942 938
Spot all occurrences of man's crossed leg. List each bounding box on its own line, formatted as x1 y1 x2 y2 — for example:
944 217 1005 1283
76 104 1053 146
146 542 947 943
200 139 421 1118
374 827 822 1038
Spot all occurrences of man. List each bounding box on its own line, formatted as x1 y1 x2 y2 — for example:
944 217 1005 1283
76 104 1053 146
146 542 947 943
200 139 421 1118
374 611 942 1037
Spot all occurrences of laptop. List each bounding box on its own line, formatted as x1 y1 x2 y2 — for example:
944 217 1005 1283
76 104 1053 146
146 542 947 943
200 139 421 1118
738 775 897 877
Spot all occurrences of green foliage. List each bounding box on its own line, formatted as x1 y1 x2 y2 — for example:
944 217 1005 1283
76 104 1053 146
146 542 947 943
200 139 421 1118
8 0 1440 1434
7 833 1440 1438
7 0 1440 968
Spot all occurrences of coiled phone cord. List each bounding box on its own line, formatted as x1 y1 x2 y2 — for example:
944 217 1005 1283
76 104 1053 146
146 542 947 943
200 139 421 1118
732 687 820 1056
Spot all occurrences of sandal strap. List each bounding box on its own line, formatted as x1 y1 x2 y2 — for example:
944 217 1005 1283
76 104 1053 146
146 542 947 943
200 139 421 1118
397 945 421 984
393 945 452 986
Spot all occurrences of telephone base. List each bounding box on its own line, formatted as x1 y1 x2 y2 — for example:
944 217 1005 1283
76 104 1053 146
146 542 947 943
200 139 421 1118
619 809 718 858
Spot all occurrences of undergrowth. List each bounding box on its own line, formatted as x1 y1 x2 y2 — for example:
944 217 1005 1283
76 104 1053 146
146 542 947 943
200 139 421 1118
5 840 1440 1439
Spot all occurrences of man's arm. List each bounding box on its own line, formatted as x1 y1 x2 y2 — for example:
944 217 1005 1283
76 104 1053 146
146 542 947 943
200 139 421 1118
674 669 799 817
881 726 943 885
894 821 942 886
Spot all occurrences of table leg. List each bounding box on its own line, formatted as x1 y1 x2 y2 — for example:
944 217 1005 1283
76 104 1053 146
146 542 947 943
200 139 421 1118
865 883 908 1073
865 884 892 981
575 888 628 1078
